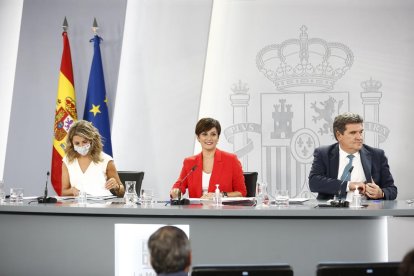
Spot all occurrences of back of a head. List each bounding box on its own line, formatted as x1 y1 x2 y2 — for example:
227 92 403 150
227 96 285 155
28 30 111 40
148 226 191 274
400 249 414 276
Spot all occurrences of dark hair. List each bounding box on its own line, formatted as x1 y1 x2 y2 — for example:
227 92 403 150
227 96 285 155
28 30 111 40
333 112 363 141
195 118 221 136
400 249 414 276
148 226 191 274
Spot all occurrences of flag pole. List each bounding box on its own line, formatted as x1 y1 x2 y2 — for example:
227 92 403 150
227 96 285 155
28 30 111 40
62 16 68 32
92 17 98 35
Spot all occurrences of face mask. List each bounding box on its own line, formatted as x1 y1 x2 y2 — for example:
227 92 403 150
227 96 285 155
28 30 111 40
74 143 91 156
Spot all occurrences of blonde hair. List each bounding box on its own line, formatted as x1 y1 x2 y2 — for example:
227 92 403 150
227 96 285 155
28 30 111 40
65 120 103 163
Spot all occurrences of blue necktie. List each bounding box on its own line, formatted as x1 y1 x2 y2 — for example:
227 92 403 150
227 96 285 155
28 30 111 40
339 154 354 198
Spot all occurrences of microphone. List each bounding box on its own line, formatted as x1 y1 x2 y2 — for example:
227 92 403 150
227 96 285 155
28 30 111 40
37 171 57 203
330 166 354 207
171 165 197 206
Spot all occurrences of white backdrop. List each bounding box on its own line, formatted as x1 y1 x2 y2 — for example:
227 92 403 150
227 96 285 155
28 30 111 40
0 0 23 180
199 0 414 199
1 0 413 200
112 0 212 200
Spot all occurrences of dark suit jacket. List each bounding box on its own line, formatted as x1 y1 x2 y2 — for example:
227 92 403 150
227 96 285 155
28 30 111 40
172 148 247 198
309 143 397 200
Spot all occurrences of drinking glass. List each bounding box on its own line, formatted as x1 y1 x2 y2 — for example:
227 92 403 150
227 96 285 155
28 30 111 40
10 187 24 204
274 189 289 207
140 189 154 205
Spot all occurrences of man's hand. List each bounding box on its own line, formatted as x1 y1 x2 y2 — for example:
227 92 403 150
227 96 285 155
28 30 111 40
365 179 384 199
349 182 366 194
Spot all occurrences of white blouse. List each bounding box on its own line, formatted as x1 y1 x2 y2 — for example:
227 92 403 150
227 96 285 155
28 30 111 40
63 152 113 196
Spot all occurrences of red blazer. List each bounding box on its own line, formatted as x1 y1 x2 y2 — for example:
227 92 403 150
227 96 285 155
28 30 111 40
172 148 247 198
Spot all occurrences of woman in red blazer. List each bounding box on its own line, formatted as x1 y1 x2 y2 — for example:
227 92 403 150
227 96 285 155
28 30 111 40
170 118 247 198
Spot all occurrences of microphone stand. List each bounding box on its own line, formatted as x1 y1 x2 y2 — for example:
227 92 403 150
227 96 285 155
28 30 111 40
171 165 197 206
37 171 57 203
330 166 354 207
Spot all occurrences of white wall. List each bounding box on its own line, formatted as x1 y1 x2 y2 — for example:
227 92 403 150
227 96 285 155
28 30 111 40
112 0 212 199
200 0 414 199
3 0 127 195
0 0 23 180
2 0 413 201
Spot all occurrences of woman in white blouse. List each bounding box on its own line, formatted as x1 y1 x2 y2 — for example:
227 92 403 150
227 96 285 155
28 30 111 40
61 120 124 197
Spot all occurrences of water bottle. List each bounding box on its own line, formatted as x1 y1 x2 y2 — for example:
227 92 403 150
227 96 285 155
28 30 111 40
352 185 361 207
0 179 5 204
256 182 269 206
214 184 222 206
78 189 87 204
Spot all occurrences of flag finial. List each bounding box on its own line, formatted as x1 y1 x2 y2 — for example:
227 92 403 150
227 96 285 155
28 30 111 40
62 16 68 32
92 17 99 35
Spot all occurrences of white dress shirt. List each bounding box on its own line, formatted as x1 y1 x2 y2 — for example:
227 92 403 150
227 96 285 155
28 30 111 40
337 146 366 201
202 171 211 194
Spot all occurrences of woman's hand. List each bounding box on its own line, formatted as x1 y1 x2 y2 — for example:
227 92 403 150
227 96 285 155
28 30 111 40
170 188 182 199
105 177 120 191
200 192 215 199
71 187 80 196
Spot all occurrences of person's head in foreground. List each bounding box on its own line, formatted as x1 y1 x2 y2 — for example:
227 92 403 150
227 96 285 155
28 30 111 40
400 248 414 276
148 226 191 275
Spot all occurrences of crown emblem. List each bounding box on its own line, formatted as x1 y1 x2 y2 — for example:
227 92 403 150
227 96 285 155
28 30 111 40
256 26 354 92
361 77 382 92
232 80 249 94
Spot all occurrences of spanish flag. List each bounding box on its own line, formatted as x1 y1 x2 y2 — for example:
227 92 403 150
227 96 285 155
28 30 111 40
51 31 78 195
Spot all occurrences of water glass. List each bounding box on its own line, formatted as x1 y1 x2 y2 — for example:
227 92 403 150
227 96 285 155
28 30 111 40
10 187 24 204
274 189 289 207
140 189 154 205
0 180 5 204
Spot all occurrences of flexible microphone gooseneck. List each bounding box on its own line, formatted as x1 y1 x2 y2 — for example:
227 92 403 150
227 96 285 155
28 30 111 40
330 166 354 207
171 165 197 206
37 171 57 203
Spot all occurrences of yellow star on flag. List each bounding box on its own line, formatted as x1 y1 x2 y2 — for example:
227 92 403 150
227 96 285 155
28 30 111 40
89 104 101 117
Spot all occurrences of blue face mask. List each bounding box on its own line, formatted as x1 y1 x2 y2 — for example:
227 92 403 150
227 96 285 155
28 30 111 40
74 143 91 156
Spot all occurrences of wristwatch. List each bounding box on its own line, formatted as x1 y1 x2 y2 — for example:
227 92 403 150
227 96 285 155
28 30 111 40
222 192 228 197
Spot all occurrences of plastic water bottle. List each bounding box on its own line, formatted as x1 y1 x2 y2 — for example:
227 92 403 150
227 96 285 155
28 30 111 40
0 179 5 204
78 189 87 204
352 186 361 207
214 184 222 206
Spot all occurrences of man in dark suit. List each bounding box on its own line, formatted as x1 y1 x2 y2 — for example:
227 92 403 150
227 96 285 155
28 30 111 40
309 112 397 200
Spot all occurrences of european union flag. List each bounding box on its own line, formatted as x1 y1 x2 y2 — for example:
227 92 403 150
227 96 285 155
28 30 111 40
83 35 113 156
